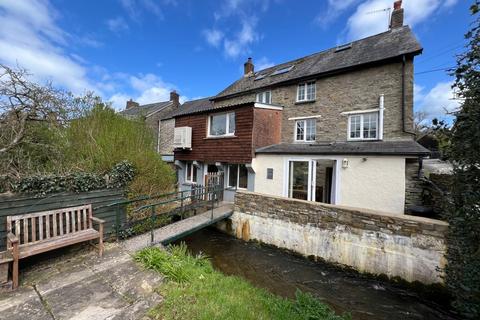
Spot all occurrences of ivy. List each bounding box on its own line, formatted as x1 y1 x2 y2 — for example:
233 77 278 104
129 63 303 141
9 161 135 197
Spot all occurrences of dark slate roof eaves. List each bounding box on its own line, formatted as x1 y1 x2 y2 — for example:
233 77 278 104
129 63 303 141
255 140 430 156
215 26 422 100
170 97 255 118
120 101 172 117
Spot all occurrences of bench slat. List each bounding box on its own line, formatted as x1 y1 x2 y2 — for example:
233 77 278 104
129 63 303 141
53 212 57 237
23 218 28 244
77 209 81 231
59 212 64 236
66 210 70 234
15 221 20 242
32 217 36 242
83 209 87 231
72 210 76 232
46 214 50 239
39 215 43 240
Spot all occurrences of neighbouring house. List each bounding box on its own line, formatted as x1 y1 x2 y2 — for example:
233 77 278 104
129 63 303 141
120 91 180 162
172 1 430 214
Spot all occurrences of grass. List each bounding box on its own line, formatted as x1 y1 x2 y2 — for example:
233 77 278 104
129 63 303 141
134 244 350 320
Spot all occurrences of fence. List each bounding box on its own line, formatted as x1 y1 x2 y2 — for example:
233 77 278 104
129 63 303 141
0 189 126 250
98 183 227 242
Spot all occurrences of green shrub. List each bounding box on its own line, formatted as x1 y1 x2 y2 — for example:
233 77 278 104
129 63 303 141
63 104 175 198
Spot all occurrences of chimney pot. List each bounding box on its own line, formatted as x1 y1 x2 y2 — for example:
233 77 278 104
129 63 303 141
126 99 139 110
390 1 404 29
170 90 180 107
244 57 254 77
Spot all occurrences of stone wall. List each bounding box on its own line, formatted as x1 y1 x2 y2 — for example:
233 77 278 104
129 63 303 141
144 105 177 154
220 190 448 284
213 60 415 143
405 158 424 210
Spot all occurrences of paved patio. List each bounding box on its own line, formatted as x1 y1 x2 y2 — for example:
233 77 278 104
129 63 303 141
0 242 164 320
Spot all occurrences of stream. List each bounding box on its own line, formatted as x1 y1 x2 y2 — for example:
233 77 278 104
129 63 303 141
173 228 458 320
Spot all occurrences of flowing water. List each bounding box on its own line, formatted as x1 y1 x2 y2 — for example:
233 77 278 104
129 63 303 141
174 228 458 320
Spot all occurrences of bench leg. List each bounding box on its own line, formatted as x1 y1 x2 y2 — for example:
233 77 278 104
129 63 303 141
11 243 19 289
98 223 104 257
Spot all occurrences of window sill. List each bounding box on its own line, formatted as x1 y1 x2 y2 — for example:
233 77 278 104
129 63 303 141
295 100 316 105
347 138 381 142
182 182 198 186
204 135 237 140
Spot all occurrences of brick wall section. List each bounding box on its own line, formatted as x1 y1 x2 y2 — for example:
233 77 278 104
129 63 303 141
214 60 415 143
159 118 174 155
405 159 424 210
234 190 448 239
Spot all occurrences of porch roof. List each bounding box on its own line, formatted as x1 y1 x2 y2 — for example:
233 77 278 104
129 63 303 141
255 140 430 157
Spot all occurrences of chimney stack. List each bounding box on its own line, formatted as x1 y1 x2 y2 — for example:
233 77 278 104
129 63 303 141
126 99 139 110
170 90 180 107
244 57 254 77
390 0 404 29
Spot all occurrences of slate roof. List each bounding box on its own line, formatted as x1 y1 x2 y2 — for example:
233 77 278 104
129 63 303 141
215 26 422 100
169 97 218 118
120 101 172 117
255 140 430 156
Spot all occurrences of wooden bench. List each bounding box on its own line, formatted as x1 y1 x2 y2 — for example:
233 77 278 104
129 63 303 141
6 204 104 289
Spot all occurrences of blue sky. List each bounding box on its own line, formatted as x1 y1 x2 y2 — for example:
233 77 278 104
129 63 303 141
0 0 474 121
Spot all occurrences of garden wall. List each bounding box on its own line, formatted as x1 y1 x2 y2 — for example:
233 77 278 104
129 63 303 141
218 190 448 284
0 189 126 250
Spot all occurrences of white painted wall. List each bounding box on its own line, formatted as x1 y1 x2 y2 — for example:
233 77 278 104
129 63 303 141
252 154 407 214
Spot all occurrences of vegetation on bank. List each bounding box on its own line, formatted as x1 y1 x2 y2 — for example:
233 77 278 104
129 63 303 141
443 2 480 318
134 245 350 320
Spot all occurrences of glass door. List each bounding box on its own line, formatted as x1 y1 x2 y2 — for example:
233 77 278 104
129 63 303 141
288 160 313 201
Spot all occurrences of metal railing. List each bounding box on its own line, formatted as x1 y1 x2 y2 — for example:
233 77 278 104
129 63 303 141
96 184 228 241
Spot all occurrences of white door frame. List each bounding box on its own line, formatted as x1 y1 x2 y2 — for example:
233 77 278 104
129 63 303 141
284 157 340 204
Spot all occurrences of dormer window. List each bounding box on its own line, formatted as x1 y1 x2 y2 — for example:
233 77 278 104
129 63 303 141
208 112 235 137
295 119 316 142
256 91 271 104
297 81 316 102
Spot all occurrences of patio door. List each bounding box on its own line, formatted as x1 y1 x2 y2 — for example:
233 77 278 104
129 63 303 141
287 160 336 203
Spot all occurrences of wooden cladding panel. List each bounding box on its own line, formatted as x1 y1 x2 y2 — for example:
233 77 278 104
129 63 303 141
174 105 255 163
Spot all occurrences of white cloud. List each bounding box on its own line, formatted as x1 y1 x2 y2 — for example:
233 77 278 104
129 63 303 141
106 17 129 33
345 0 459 41
415 81 460 119
204 0 270 59
0 0 93 93
107 73 183 110
223 17 259 58
256 57 274 71
315 0 361 28
120 0 173 22
203 29 224 47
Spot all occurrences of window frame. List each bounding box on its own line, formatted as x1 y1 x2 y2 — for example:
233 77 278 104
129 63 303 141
294 118 316 142
185 162 198 183
207 112 236 137
227 164 248 190
347 112 379 141
296 81 316 102
256 90 272 104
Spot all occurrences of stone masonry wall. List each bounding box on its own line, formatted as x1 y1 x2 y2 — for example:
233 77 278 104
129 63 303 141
144 105 177 154
405 158 424 210
214 60 415 143
222 190 448 284
159 118 174 156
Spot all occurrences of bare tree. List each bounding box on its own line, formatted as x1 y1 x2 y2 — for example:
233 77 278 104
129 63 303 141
0 64 95 154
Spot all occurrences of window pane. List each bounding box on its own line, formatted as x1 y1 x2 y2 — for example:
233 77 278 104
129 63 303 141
306 82 315 100
296 121 305 141
238 164 248 189
228 113 235 134
297 84 305 101
186 163 192 181
256 93 261 103
305 119 316 141
265 91 271 104
210 114 227 135
289 161 308 200
349 115 361 138
192 165 197 183
363 113 378 139
228 164 238 187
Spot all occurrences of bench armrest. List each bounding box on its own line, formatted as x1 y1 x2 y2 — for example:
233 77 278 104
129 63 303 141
90 216 105 225
7 232 19 245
